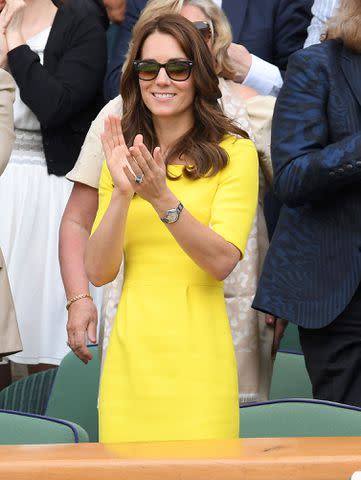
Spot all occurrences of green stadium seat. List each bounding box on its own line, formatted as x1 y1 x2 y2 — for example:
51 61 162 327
270 352 312 400
279 322 302 353
0 409 88 444
240 399 361 437
45 346 100 442
0 368 57 415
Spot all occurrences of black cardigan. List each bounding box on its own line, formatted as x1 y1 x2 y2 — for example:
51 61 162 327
7 1 107 176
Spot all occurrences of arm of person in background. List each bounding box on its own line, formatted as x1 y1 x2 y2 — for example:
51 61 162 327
0 1 16 171
103 0 143 101
245 94 276 185
228 43 283 97
244 93 288 353
229 0 312 96
272 47 361 207
0 0 17 174
103 0 126 23
304 0 338 48
5 3 107 128
59 184 99 364
59 97 123 363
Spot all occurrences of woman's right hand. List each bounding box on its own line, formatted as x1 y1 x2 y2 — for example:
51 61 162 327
101 115 134 199
2 0 25 52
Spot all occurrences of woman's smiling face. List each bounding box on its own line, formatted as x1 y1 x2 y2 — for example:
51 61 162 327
138 31 195 123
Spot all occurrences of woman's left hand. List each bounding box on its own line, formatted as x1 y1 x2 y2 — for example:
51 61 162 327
123 136 169 205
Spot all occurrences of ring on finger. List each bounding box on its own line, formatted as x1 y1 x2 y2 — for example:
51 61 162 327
135 173 144 184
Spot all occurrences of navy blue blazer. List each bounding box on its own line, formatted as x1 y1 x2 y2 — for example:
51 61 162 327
104 0 312 101
253 40 361 329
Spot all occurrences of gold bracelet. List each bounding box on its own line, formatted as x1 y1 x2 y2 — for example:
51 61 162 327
66 293 93 310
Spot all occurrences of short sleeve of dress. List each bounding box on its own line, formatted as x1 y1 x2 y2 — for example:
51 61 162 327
91 160 114 235
210 136 258 257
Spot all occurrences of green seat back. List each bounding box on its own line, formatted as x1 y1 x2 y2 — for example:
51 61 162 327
279 323 302 353
45 346 100 442
270 352 312 400
0 410 88 444
0 368 57 415
240 400 361 437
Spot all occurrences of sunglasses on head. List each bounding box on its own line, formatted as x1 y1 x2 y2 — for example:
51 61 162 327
193 20 213 42
133 59 193 81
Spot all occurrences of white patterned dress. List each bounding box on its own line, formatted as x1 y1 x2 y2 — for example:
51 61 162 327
0 28 101 365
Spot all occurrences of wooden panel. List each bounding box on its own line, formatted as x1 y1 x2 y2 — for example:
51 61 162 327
0 437 360 480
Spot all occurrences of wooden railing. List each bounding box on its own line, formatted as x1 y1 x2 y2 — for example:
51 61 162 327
0 437 361 479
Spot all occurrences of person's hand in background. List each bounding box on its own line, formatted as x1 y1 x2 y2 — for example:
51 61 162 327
0 0 25 67
265 314 288 357
3 0 26 52
227 42 252 83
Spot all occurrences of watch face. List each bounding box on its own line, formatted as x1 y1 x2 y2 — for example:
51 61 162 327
166 211 178 223
161 203 183 223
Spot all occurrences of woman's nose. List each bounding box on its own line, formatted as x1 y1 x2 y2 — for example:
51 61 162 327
155 67 171 85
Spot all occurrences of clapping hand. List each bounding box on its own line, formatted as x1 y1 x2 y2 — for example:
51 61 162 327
0 0 25 60
123 141 167 205
101 115 168 205
101 115 135 199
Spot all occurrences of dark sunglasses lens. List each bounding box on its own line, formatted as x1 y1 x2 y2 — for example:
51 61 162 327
193 21 211 41
166 61 192 81
136 61 160 80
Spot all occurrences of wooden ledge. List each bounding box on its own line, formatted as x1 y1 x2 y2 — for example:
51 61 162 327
0 437 360 479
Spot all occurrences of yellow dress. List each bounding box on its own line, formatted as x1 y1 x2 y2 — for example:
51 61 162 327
93 135 258 443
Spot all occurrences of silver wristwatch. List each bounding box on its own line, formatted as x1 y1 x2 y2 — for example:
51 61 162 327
160 202 184 224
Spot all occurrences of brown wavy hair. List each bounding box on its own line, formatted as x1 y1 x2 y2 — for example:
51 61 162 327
324 0 361 53
121 14 248 180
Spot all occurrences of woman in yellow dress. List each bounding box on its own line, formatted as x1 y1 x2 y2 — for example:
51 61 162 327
85 14 258 443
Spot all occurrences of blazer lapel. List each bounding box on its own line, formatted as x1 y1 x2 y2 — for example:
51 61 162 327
341 47 361 109
222 0 248 42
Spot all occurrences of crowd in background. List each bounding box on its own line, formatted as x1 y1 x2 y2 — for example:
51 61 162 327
2 0 361 443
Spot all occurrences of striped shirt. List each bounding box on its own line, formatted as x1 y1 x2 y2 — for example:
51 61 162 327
304 0 339 47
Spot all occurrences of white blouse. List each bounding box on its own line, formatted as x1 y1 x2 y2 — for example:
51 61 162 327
14 26 51 131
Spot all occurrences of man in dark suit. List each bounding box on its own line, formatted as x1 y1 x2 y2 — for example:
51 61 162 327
253 22 361 406
103 0 312 101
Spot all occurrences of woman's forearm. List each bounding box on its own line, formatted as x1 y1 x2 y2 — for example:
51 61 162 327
59 216 92 299
152 190 240 281
85 188 131 286
59 183 98 298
